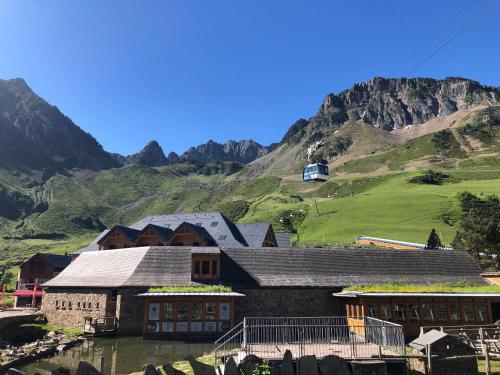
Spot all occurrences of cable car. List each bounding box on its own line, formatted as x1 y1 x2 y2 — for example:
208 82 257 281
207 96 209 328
303 162 329 182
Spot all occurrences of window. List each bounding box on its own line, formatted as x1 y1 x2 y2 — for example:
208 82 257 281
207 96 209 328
210 222 218 227
77 302 81 309
192 256 219 280
68 301 72 309
176 303 189 332
163 303 174 320
477 304 488 322
195 222 202 226
422 304 434 321
164 224 171 228
96 303 100 310
55 300 59 307
380 304 393 320
62 301 65 308
450 304 461 322
366 304 377 318
88 302 92 309
464 304 475 322
192 242 200 246
206 302 217 321
174 242 184 246
409 304 420 321
82 302 86 309
218 235 227 241
394 304 406 321
436 304 448 321
202 261 210 274
108 245 116 249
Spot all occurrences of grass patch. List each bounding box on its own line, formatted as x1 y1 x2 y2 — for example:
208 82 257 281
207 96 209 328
21 322 83 339
345 281 500 294
129 353 215 375
148 285 232 293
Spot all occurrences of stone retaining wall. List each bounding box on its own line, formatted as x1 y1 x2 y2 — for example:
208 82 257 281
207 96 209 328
41 288 113 328
233 287 341 321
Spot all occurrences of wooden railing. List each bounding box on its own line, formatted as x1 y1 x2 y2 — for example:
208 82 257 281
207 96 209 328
84 316 118 336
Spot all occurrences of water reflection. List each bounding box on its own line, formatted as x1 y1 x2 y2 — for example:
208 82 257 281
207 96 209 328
18 337 214 375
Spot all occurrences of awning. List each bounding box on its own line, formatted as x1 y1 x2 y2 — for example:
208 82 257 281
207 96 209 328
11 290 44 297
136 291 245 297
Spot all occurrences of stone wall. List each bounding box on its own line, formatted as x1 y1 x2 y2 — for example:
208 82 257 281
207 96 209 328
41 288 113 328
115 288 145 335
233 287 341 321
42 286 342 335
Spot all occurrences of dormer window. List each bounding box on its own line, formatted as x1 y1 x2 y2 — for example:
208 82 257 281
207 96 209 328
218 235 226 241
195 222 202 226
210 222 218 227
192 254 219 280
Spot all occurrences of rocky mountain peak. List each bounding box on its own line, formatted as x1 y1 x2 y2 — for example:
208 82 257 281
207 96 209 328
0 78 119 172
283 77 500 145
127 140 168 167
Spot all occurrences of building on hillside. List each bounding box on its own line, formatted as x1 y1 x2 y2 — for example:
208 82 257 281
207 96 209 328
13 253 71 308
41 244 499 339
73 212 279 255
481 272 500 285
355 236 453 250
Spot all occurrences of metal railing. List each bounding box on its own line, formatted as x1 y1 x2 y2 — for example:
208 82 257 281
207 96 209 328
214 316 404 364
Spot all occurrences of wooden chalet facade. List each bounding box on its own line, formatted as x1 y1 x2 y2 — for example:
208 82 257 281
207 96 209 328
74 212 279 255
13 253 71 308
336 291 500 338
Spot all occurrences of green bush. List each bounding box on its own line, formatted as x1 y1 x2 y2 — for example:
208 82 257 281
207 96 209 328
409 170 450 185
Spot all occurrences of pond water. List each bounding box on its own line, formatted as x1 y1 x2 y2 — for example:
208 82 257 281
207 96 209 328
18 337 214 375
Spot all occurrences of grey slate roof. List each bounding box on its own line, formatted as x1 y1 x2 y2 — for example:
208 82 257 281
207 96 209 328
73 229 109 255
46 246 485 289
221 247 486 287
145 224 174 239
34 253 71 271
410 330 448 351
129 212 248 247
98 225 141 243
275 232 292 247
236 223 271 247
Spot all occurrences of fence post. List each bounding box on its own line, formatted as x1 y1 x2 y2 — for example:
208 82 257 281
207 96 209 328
426 344 432 375
480 328 490 375
242 318 247 351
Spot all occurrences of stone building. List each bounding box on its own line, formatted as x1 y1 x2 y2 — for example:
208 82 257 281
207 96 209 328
41 243 493 338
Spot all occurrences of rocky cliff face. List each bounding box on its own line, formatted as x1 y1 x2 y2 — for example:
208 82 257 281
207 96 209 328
117 139 268 167
181 139 268 164
0 78 119 171
283 77 500 144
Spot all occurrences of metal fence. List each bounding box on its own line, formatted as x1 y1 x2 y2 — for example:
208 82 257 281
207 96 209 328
214 316 404 364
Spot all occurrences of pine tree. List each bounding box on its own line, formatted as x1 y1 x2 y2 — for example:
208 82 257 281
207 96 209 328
426 228 443 249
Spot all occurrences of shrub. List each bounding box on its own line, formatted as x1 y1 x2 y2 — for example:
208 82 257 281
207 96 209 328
409 170 450 185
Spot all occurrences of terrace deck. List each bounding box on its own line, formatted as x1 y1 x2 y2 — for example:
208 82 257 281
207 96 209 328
238 342 399 361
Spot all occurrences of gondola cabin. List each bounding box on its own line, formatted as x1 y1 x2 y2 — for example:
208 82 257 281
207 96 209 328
303 163 329 182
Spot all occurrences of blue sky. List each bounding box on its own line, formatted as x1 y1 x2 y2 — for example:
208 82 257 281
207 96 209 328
1 1 499 155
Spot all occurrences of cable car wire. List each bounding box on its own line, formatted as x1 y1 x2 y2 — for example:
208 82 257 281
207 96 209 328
406 0 495 75
397 0 487 75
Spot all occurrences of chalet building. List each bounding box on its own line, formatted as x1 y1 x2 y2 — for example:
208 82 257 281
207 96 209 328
74 212 280 255
13 253 71 308
41 243 500 339
335 291 500 338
